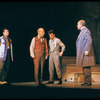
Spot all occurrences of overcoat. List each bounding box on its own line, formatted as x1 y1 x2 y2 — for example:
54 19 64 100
76 27 95 67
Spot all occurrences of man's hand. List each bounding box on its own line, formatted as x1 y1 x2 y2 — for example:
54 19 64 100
32 54 35 58
85 51 89 56
59 51 63 57
45 56 48 60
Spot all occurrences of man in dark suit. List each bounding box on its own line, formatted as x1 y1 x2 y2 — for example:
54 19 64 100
76 20 95 86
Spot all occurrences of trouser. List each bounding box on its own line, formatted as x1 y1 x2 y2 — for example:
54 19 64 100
33 49 45 83
49 52 62 81
83 66 91 83
0 50 10 82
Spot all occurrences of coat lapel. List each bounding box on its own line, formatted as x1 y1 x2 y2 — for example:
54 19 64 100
77 31 82 41
77 27 86 41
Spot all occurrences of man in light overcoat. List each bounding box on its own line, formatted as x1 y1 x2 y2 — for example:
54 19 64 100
76 20 95 86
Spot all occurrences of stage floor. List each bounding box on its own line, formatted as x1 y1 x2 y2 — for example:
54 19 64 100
9 81 100 89
0 81 100 98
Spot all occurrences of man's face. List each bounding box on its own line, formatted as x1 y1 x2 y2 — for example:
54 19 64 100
3 30 9 37
49 33 55 40
77 21 82 30
38 28 45 37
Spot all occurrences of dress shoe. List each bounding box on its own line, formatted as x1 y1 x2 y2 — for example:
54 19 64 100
58 81 62 84
58 78 62 84
81 83 92 86
45 81 54 84
86 83 92 86
81 83 87 86
36 81 44 86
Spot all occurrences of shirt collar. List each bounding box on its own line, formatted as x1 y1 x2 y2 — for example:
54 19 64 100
50 37 56 41
81 26 86 31
38 35 42 39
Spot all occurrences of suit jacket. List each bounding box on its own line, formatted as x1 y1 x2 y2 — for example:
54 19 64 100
0 36 13 61
76 27 95 67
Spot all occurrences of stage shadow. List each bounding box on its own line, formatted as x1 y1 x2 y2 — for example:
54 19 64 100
0 83 100 98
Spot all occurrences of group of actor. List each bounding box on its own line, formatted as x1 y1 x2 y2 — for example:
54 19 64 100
30 28 65 85
0 20 95 86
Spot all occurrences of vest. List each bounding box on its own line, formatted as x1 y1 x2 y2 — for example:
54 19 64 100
35 36 46 51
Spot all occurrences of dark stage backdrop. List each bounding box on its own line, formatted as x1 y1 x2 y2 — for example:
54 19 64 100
0 2 96 82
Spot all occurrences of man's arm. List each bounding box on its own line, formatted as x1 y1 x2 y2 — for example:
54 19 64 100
84 32 92 56
30 37 35 58
45 38 48 60
10 39 13 61
58 39 65 57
